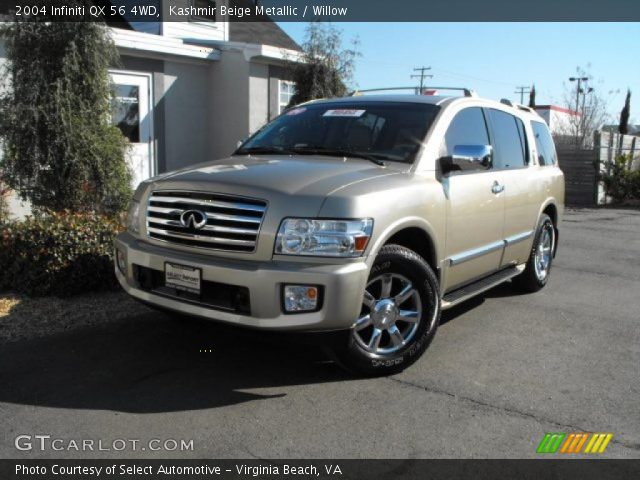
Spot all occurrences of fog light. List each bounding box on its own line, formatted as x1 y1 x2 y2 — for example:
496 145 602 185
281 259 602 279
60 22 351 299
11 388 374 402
116 249 127 274
283 285 319 312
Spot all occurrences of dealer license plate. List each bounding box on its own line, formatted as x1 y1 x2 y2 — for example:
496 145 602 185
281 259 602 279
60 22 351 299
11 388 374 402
165 262 201 294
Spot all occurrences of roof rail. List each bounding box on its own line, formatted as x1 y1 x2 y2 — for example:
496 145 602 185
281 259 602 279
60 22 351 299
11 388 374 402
349 86 477 98
517 105 534 113
500 98 535 113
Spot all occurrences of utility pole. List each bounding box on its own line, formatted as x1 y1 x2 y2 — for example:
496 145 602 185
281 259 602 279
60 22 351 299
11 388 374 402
411 66 433 94
515 86 531 104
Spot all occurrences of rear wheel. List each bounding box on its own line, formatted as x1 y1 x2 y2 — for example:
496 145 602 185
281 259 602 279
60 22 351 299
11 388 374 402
512 213 555 293
329 244 441 376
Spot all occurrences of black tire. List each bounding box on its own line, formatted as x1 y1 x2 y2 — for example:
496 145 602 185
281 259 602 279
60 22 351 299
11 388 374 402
512 213 556 293
329 244 441 376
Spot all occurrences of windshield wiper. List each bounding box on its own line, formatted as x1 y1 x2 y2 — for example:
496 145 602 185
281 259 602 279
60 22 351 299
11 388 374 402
234 146 294 156
289 147 387 166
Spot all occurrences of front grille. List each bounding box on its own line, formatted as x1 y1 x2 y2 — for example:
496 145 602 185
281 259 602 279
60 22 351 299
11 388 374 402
133 265 251 314
146 191 267 252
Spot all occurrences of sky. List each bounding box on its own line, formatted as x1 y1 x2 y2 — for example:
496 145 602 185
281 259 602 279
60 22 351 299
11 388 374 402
278 22 640 124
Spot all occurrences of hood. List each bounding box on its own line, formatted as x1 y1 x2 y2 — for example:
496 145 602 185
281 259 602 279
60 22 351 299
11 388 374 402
150 155 403 200
138 155 406 261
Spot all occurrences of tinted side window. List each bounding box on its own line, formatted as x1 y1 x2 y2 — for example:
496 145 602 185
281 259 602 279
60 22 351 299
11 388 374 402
443 107 490 157
487 109 527 169
531 121 558 166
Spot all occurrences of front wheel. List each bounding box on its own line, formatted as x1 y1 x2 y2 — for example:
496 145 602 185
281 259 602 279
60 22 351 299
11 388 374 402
329 244 441 376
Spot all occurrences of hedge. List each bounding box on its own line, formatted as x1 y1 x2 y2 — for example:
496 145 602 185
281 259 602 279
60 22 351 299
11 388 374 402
0 211 124 296
600 154 640 203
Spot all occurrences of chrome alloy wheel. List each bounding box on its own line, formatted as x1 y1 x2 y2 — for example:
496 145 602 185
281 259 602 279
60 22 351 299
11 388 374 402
534 222 555 282
352 273 422 355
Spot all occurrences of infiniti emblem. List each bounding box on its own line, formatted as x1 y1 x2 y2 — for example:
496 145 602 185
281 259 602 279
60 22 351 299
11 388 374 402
180 210 207 229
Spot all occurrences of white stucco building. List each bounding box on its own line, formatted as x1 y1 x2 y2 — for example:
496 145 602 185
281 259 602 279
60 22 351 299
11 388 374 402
534 105 581 135
1 0 302 197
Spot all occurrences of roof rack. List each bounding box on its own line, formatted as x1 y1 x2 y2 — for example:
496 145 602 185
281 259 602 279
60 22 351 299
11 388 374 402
349 86 477 98
500 98 535 113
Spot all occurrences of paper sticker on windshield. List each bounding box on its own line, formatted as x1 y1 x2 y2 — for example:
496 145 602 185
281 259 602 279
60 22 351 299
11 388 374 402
286 107 306 116
323 109 366 118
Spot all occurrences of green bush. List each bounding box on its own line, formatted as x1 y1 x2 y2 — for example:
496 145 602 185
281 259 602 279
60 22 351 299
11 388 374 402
600 154 640 202
0 21 131 215
0 181 9 223
0 211 124 296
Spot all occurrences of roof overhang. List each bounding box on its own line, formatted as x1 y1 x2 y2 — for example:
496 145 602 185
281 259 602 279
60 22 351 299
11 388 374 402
110 28 220 63
182 38 302 65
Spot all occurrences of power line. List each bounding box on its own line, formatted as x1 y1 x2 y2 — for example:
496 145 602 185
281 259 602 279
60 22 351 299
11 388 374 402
411 66 433 93
515 86 531 104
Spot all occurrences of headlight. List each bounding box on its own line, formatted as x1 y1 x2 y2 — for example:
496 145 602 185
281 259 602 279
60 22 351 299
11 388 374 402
127 201 140 234
275 218 373 257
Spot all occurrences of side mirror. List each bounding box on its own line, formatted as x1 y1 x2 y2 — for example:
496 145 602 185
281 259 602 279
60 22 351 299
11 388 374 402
440 144 493 175
237 140 243 148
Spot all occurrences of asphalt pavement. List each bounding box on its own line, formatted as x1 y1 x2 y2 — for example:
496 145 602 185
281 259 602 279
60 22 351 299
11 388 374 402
1 208 639 459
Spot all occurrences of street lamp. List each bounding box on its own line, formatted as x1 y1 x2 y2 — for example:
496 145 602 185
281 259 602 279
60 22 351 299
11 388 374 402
569 76 590 113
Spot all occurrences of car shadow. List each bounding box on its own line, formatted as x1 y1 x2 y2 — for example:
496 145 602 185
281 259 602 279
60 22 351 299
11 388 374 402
0 282 528 414
0 310 351 414
439 281 526 326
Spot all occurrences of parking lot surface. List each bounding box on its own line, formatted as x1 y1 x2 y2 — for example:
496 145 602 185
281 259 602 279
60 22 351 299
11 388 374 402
1 208 639 459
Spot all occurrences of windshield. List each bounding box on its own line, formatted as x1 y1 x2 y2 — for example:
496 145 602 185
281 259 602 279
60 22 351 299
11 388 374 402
236 102 440 164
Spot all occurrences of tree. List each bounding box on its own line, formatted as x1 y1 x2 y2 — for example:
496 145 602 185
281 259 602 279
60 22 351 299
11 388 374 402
0 17 131 214
619 89 631 135
288 22 360 106
528 84 536 108
556 66 612 149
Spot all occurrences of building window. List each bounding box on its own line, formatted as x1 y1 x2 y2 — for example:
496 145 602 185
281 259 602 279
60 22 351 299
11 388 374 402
111 85 140 143
279 80 296 113
191 0 216 22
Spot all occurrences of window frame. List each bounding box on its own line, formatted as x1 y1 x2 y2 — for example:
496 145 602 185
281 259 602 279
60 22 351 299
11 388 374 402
440 106 494 176
484 108 530 172
530 120 558 167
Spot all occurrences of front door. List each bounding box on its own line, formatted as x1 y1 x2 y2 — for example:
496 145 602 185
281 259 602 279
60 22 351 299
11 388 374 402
110 72 154 188
440 107 506 291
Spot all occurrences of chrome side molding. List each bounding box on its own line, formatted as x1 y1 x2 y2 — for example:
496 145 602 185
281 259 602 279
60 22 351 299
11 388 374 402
448 230 533 266
505 230 534 245
448 240 505 266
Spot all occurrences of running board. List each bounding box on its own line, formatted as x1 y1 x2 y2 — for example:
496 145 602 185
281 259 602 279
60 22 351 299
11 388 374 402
441 265 525 310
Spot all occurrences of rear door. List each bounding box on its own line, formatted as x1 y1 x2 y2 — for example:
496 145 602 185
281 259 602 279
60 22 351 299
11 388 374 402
485 108 540 266
441 107 506 291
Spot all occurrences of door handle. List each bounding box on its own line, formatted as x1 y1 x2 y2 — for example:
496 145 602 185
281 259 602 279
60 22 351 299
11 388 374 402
491 181 505 194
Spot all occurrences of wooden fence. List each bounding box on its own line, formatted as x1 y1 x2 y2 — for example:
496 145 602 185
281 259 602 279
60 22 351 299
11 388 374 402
557 131 640 206
557 148 598 206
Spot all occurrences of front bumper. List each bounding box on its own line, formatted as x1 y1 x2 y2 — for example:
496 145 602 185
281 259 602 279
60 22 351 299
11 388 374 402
114 232 369 331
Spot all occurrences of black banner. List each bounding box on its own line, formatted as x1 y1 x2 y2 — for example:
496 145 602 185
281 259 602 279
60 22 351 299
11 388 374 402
2 460 640 480
1 0 640 22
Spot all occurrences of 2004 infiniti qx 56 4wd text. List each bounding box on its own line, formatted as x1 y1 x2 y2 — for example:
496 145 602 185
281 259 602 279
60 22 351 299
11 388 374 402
115 87 564 375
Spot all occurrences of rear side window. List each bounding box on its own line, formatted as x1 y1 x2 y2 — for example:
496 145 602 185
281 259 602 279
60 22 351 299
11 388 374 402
442 107 490 156
531 121 558 166
487 109 527 170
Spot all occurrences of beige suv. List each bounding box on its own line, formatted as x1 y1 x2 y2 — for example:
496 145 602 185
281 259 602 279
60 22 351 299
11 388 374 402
115 89 564 375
